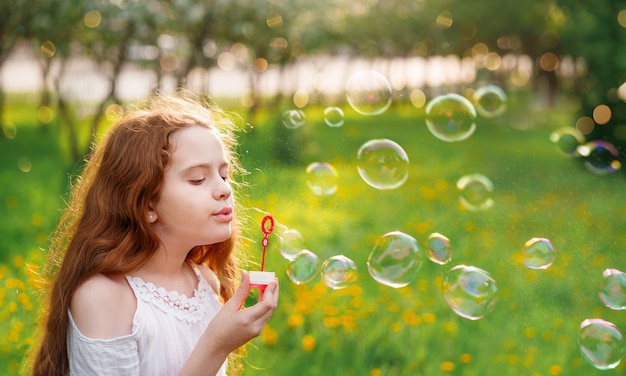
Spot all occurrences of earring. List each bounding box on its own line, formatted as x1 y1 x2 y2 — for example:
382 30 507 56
148 213 156 222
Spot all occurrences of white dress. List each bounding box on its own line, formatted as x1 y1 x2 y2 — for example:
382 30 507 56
67 263 227 376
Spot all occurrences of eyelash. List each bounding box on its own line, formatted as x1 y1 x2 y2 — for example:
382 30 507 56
189 176 228 184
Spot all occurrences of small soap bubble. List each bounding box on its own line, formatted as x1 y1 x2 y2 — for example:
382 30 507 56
425 232 452 265
367 231 423 288
277 227 305 260
425 93 477 142
442 264 498 320
305 162 338 196
549 127 585 157
323 106 345 127
346 70 392 116
456 173 494 211
599 268 626 310
474 85 507 118
356 139 409 190
282 109 305 129
577 140 622 175
287 249 320 285
578 318 625 370
321 255 358 289
521 237 556 270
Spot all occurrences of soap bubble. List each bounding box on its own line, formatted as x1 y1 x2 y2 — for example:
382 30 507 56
456 173 494 211
425 93 477 142
287 249 320 285
425 232 452 265
577 140 622 175
277 227 305 260
599 268 626 310
321 255 358 289
282 109 305 129
324 106 345 127
442 264 498 320
306 162 338 196
578 318 625 370
346 70 392 116
550 127 585 157
367 231 423 288
356 139 409 190
474 85 507 118
521 237 556 270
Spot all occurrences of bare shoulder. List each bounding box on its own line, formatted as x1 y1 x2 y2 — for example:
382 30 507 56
196 264 221 296
70 273 136 339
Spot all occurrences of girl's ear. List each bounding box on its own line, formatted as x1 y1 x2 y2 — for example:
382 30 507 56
147 209 157 223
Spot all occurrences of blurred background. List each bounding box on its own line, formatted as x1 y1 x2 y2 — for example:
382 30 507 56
1 0 626 375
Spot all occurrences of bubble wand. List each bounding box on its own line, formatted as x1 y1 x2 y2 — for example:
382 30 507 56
260 215 274 271
249 215 276 289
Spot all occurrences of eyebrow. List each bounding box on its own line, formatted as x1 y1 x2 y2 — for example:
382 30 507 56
180 162 229 173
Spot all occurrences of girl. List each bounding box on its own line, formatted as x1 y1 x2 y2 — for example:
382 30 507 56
26 91 279 375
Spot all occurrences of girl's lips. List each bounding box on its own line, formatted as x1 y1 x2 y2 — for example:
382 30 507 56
213 207 233 222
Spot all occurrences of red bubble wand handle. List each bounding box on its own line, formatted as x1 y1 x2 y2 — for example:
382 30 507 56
260 215 274 271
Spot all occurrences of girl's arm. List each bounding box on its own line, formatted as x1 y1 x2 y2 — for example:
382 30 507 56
178 271 279 376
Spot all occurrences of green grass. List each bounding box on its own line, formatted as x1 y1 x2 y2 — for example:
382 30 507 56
1 97 625 375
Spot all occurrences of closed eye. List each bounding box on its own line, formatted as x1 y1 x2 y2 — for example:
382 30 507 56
190 178 205 185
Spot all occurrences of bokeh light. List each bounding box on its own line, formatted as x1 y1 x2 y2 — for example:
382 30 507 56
577 318 625 370
549 126 585 156
323 106 345 127
282 109 306 129
521 237 556 270
599 268 626 310
367 231 423 288
442 264 498 320
473 85 507 118
425 232 452 265
321 255 358 290
456 173 494 211
305 162 338 196
425 93 477 142
576 140 622 175
345 70 392 116
287 250 320 285
356 139 409 190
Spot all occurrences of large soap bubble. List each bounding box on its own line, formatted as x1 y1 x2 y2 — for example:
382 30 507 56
367 231 423 288
456 173 494 211
599 268 626 310
578 318 625 370
277 227 305 261
356 139 409 190
550 127 585 157
521 237 556 270
473 85 507 118
442 264 498 320
287 249 320 285
306 162 338 196
282 109 306 129
321 255 358 290
323 106 345 127
346 70 392 116
577 140 622 175
425 93 477 142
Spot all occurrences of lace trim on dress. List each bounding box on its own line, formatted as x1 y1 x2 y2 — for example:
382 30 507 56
126 264 214 324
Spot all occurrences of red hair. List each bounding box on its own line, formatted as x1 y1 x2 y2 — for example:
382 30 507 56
26 91 248 375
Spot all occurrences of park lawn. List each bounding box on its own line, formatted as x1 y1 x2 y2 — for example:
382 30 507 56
1 98 625 375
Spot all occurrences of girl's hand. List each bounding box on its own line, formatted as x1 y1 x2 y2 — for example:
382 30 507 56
179 272 278 375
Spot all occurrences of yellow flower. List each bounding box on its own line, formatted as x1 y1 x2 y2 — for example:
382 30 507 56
261 326 278 346
370 368 382 376
440 361 455 372
302 335 316 352
287 313 304 328
549 364 562 375
460 353 472 363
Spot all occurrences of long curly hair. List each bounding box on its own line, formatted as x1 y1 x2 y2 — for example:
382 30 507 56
26 90 249 376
